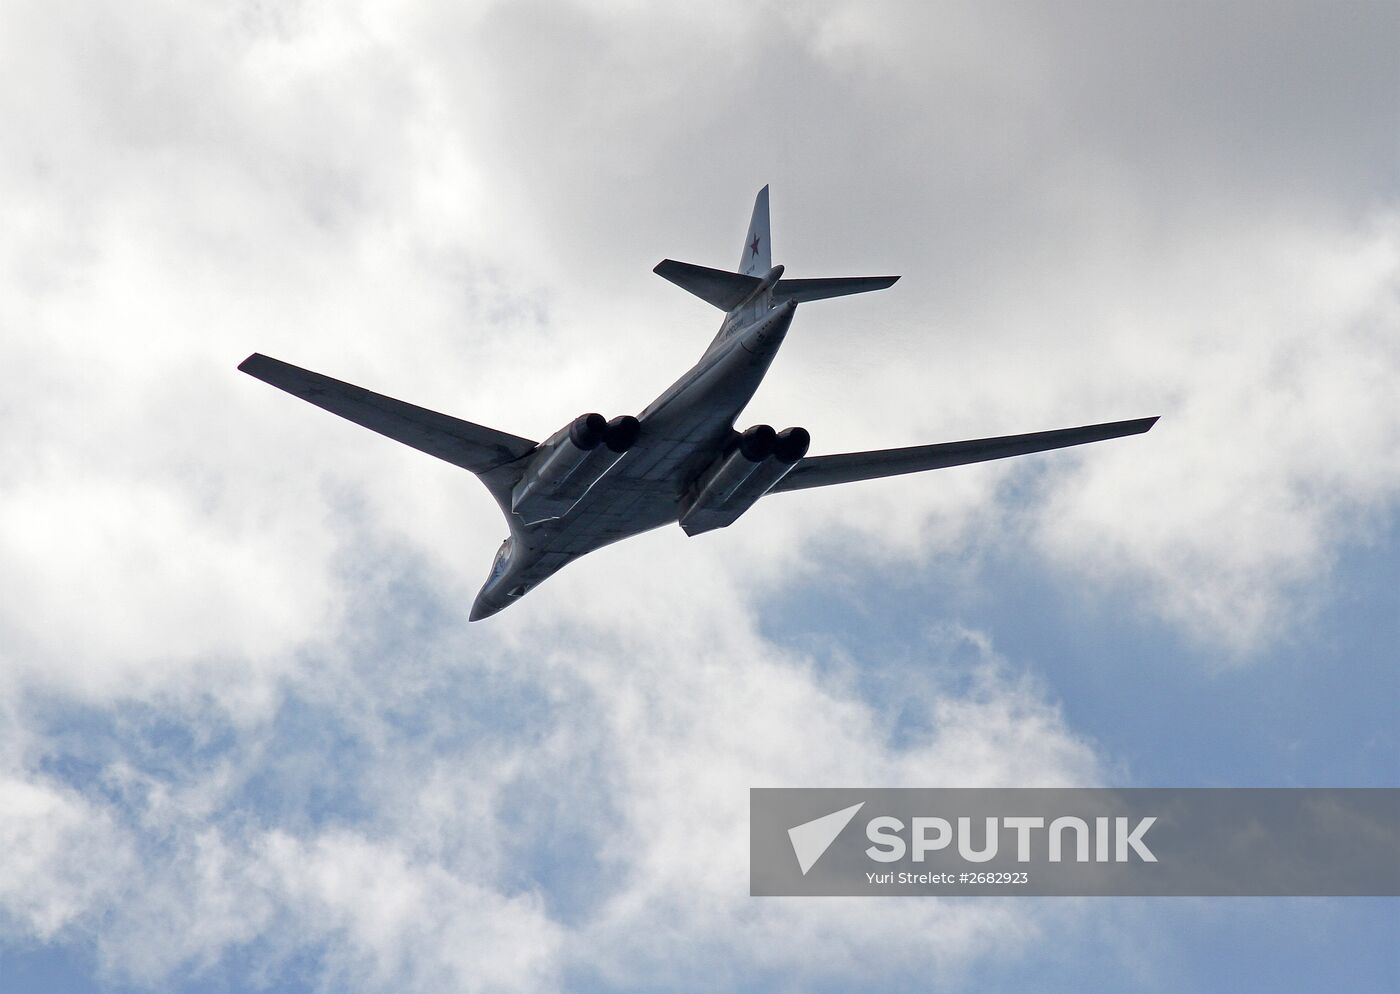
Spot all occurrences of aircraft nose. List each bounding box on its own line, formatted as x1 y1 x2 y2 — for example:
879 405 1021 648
469 594 502 622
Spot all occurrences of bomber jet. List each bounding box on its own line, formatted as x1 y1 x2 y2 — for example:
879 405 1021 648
240 187 1158 620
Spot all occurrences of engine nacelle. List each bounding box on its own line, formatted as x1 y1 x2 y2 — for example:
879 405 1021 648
679 426 809 536
696 424 775 506
512 413 641 524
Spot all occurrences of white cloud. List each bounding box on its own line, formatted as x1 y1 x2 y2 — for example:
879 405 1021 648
3 0 1395 686
0 775 133 940
0 1 1396 990
0 617 1100 992
1033 215 1400 652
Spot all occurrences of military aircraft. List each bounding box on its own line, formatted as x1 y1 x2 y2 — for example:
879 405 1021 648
240 187 1158 620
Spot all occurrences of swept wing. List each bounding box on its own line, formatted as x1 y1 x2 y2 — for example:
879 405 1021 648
770 417 1159 493
238 353 537 501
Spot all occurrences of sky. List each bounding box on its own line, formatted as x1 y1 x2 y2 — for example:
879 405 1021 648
1 1 1398 991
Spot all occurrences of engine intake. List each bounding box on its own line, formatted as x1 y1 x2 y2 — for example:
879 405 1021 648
738 423 777 461
512 411 642 524
605 415 641 453
679 425 809 536
773 426 810 463
569 413 607 450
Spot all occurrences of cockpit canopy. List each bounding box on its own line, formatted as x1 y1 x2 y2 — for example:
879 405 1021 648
489 538 513 580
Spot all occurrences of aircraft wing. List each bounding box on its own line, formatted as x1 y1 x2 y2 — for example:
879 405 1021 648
769 416 1159 493
238 353 538 476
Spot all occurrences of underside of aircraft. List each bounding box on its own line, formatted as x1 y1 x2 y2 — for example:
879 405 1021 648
240 187 1158 620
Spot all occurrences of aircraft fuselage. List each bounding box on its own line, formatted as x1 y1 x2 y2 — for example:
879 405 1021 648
240 184 1155 623
471 298 799 619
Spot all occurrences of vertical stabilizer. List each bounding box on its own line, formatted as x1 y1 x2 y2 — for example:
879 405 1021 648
738 185 771 277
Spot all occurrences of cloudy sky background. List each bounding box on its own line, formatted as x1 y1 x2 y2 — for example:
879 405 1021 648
2 1 1397 991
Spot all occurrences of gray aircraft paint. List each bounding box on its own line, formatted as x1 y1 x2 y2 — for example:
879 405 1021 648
239 188 1158 620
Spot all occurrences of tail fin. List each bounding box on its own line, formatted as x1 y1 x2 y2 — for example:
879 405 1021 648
738 185 771 277
654 185 900 313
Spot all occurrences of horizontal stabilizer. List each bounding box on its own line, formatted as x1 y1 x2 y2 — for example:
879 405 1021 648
770 416 1159 493
238 354 537 479
771 275 899 304
654 259 762 310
